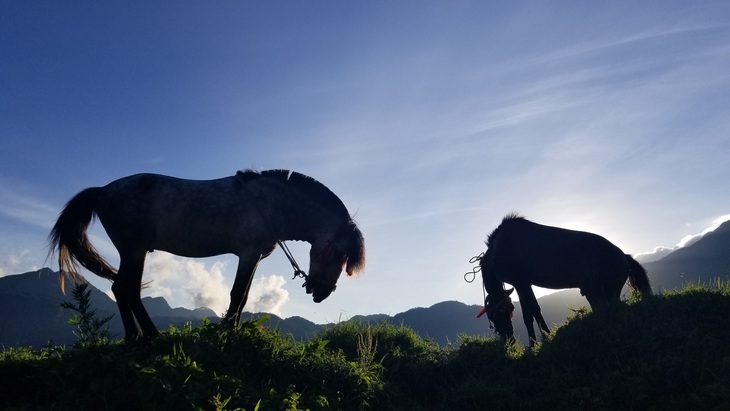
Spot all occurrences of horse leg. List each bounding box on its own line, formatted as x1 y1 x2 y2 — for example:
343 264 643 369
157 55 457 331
530 294 551 336
223 248 274 326
112 254 145 340
111 275 139 341
112 252 158 341
513 286 537 344
585 287 614 310
128 268 159 339
515 286 549 345
535 312 550 337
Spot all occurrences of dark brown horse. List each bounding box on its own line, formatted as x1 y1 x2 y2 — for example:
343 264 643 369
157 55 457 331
49 169 365 341
480 213 651 345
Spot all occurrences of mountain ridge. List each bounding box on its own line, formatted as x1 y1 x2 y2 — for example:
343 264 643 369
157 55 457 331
1 220 727 347
644 219 730 291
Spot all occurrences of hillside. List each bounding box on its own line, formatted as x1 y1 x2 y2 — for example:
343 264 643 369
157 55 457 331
4 214 728 349
644 219 730 291
1 269 585 347
2 219 728 348
0 269 217 347
1 283 728 410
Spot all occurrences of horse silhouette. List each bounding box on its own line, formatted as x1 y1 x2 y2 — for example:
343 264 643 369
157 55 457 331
49 169 365 341
479 213 651 345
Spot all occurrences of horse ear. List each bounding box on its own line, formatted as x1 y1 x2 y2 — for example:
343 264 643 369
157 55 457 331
506 288 514 296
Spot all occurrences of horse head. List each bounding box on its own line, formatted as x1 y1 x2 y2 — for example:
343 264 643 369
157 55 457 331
486 287 515 340
305 220 365 303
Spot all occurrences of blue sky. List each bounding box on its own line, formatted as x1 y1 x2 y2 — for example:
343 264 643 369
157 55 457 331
2 1 729 324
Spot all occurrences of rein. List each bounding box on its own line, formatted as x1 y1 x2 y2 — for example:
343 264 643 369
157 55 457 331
464 252 484 283
278 238 337 292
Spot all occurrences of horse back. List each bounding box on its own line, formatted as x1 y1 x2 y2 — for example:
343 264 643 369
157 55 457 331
487 219 628 289
93 174 258 256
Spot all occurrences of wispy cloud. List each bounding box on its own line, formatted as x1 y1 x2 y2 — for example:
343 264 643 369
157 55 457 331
0 182 58 230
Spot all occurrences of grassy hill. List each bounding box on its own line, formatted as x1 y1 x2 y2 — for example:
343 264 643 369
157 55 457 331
1 281 728 410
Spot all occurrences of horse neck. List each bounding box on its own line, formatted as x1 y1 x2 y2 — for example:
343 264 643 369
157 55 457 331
258 185 342 243
482 270 506 297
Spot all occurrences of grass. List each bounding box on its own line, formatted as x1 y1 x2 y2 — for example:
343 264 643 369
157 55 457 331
1 281 729 410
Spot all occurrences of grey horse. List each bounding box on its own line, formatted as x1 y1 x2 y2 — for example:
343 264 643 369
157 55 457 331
49 169 365 341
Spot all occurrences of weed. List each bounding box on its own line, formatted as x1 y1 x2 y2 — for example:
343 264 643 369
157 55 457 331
60 282 115 348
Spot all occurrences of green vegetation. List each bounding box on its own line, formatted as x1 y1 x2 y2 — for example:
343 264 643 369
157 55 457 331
2 282 729 410
60 282 115 348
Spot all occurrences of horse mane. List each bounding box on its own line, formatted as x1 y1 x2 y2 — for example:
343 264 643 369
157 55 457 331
237 169 366 275
237 169 351 220
486 212 526 247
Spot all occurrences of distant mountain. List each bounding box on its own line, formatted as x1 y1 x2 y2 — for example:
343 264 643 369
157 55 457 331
0 269 217 347
0 269 586 347
318 294 591 346
3 220 728 349
644 220 730 291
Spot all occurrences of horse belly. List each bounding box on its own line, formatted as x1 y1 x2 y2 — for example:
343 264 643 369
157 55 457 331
153 236 234 258
152 216 253 258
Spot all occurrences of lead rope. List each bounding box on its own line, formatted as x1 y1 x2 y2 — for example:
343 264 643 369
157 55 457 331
463 252 483 283
278 240 308 284
466 252 491 326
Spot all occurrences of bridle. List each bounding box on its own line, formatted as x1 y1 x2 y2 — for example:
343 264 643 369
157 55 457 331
278 238 340 293
486 294 514 319
467 252 514 334
277 239 307 281
485 293 514 331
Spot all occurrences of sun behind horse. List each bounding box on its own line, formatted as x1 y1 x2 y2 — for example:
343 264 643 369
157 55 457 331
49 169 365 341
479 213 651 345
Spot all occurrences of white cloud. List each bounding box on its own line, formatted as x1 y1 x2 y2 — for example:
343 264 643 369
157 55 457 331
677 214 730 248
143 252 231 315
635 246 675 263
246 274 289 316
141 252 289 317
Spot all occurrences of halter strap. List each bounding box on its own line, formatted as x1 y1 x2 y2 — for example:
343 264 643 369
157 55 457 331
486 293 512 315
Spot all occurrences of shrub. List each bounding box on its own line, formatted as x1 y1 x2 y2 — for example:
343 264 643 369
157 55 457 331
2 282 729 410
60 282 115 348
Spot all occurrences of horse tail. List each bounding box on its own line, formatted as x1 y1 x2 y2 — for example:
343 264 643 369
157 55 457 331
626 254 651 296
48 187 117 293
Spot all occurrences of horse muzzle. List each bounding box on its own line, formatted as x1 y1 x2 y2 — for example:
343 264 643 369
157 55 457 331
305 278 336 303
